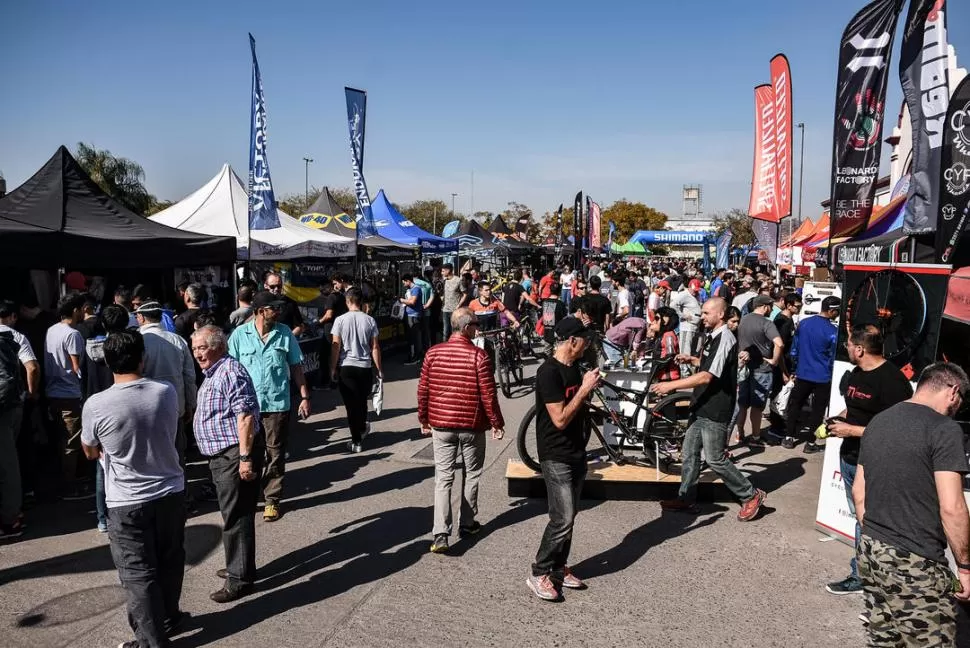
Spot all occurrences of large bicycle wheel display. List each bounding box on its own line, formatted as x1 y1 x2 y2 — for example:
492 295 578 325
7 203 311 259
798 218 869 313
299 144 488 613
516 405 541 472
844 269 927 363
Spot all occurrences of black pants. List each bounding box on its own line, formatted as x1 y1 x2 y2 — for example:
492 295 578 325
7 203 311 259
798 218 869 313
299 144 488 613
406 315 424 361
767 364 786 433
785 378 831 440
532 460 586 578
108 492 186 648
337 366 373 444
209 439 264 591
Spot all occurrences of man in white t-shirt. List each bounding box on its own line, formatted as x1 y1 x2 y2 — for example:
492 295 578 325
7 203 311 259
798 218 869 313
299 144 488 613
612 272 630 321
559 265 575 308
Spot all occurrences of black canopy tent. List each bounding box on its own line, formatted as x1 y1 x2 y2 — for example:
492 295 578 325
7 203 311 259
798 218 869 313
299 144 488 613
300 186 416 260
0 146 236 268
488 217 512 235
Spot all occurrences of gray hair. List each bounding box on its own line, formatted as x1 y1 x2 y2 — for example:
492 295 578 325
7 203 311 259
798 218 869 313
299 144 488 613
185 283 204 306
191 325 227 352
451 307 476 331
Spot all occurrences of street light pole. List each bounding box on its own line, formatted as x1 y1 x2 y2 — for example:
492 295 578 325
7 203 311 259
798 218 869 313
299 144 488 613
451 192 458 223
303 157 314 208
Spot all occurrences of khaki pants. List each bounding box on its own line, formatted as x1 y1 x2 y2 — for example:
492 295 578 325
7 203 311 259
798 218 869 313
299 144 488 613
431 429 486 536
48 398 82 485
260 411 290 505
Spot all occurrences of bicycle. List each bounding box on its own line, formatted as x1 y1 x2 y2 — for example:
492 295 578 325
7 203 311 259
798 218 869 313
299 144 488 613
515 356 694 475
475 326 525 398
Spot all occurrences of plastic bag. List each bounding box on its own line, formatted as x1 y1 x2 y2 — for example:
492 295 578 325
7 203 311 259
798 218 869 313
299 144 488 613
771 379 794 417
372 377 384 416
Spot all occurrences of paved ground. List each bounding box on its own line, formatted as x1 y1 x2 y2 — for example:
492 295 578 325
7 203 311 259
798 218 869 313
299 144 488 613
0 355 945 648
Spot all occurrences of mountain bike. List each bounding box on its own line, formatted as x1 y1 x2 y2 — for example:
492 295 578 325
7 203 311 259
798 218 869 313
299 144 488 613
476 326 525 398
515 356 694 474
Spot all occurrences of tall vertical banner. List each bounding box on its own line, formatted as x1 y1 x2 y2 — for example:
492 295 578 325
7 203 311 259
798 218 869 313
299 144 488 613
901 0 950 234
716 230 733 270
584 196 593 249
590 200 602 249
749 84 779 262
573 191 583 267
607 220 616 250
247 34 280 233
935 76 970 263
515 213 530 241
345 87 377 238
555 203 564 248
771 54 794 222
828 0 904 249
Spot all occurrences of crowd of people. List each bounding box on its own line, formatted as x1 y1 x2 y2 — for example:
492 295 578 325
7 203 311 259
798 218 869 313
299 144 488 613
0 254 968 646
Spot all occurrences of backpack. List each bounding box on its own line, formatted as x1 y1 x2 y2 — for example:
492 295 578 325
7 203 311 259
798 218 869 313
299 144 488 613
0 331 23 410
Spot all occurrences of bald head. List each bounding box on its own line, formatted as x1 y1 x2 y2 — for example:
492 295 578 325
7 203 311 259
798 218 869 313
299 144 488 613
701 297 728 331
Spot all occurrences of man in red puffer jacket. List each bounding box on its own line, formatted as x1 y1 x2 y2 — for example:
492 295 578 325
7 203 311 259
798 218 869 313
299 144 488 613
418 307 505 554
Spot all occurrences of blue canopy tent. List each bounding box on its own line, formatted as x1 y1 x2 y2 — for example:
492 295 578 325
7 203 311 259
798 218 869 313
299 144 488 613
370 190 457 255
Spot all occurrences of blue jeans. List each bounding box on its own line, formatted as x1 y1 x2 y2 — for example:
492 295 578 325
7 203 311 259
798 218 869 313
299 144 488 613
679 417 756 503
840 458 861 579
532 460 586 577
602 340 624 365
738 369 773 408
442 311 454 340
95 461 107 527
561 287 572 308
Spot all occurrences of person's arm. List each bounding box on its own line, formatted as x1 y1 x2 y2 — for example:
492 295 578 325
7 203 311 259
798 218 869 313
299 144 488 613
330 335 342 379
544 369 600 430
937 471 970 564
286 330 310 417
290 302 305 338
852 464 866 524
371 327 383 379
318 308 335 325
24 360 40 399
767 336 783 366
417 352 431 432
80 402 101 460
401 289 418 306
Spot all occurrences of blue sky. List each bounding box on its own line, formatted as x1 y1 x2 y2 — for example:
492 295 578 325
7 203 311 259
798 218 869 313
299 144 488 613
1 0 968 224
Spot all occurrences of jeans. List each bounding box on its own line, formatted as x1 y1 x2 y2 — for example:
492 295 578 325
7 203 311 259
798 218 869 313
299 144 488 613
0 405 23 525
260 411 290 505
431 429 486 535
602 340 624 365
95 461 108 528
337 366 373 444
785 378 831 439
532 460 586 578
108 492 186 648
406 315 424 361
840 458 861 579
679 417 755 503
442 311 454 340
420 314 432 353
209 440 264 591
561 287 572 308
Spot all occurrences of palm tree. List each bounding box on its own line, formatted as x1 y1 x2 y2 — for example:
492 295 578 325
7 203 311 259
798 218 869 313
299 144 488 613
75 142 156 214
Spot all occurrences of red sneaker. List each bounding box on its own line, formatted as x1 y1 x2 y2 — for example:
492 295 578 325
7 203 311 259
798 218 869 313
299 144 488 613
738 489 766 522
561 566 586 590
527 574 560 601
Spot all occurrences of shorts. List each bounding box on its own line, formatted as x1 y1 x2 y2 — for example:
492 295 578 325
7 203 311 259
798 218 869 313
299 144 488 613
737 370 772 408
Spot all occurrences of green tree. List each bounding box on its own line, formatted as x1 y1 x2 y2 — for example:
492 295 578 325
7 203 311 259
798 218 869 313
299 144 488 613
75 142 156 214
600 199 668 243
711 208 756 248
145 200 174 216
399 199 462 236
473 211 494 227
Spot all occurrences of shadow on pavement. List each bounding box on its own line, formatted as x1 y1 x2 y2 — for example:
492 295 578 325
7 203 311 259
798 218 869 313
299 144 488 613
740 457 808 494
572 507 727 580
175 506 431 647
14 583 127 628
0 522 222 585
283 465 434 515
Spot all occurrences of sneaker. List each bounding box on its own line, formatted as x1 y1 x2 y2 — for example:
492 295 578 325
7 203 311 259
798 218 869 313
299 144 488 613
263 504 280 522
118 641 140 648
164 610 188 637
458 521 481 537
747 436 767 446
526 574 560 601
0 520 24 540
97 521 108 533
404 358 421 366
429 533 449 554
825 576 863 595
347 441 363 453
859 613 869 625
781 436 796 449
561 566 586 590
738 488 766 522
803 442 824 455
660 499 700 514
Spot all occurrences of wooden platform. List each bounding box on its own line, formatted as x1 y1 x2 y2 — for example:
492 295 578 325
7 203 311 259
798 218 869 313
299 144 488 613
506 459 731 501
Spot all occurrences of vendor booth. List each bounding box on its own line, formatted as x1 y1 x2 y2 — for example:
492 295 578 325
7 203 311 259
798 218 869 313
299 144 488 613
370 190 457 256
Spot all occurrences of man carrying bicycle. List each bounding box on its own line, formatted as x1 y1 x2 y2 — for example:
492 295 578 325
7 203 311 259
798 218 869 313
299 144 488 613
469 281 519 332
650 297 766 522
527 318 601 602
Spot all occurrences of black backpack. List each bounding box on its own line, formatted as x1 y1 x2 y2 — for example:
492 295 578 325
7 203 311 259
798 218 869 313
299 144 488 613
0 330 23 410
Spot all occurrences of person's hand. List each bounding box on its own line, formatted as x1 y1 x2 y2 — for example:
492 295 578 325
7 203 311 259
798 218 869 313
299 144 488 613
511 321 520 329
298 398 311 419
239 460 256 481
491 427 505 440
827 421 853 438
957 570 970 601
580 313 592 327
650 382 674 396
421 426 433 436
376 371 383 381
581 369 601 393
738 350 750 366
782 373 791 384
332 370 339 384
674 353 692 364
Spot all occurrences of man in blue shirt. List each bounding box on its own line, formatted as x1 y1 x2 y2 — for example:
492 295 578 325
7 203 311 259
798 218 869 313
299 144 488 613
228 291 311 522
400 274 425 365
784 296 840 453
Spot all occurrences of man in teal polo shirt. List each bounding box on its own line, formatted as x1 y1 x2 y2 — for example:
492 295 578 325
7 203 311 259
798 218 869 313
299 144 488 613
228 291 311 522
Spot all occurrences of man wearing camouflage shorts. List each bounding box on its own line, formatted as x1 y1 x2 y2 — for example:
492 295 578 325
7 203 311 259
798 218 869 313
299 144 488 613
853 362 970 646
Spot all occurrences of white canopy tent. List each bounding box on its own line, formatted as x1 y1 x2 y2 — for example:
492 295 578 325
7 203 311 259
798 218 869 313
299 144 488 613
150 164 355 260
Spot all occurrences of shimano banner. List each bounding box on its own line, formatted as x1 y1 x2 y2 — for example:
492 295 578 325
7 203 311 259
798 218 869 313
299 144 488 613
901 0 950 234
935 76 970 263
828 0 904 246
248 34 280 232
345 87 377 238
716 230 733 269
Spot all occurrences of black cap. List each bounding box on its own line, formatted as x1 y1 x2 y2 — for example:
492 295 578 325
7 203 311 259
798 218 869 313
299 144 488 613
752 295 774 308
821 296 842 312
554 316 595 341
252 291 284 310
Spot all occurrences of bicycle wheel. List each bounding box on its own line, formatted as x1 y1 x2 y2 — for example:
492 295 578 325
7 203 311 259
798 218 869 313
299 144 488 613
642 391 694 465
516 404 541 472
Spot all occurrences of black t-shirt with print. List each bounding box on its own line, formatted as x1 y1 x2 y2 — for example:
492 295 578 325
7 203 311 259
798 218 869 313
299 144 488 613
839 361 913 464
535 357 586 464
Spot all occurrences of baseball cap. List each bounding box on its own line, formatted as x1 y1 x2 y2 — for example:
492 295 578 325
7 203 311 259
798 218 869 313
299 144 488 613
753 295 774 308
657 280 671 290
252 291 284 310
554 316 595 342
821 296 842 312
688 279 702 291
133 301 164 314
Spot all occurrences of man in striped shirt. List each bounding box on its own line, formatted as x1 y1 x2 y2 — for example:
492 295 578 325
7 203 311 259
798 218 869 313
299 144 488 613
191 325 263 604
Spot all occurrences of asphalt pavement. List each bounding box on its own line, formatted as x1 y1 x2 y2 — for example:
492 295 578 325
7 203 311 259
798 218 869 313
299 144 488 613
0 354 908 647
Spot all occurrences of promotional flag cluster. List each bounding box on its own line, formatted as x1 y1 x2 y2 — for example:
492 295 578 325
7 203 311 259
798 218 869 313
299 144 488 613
935 76 970 262
748 54 793 263
247 34 280 233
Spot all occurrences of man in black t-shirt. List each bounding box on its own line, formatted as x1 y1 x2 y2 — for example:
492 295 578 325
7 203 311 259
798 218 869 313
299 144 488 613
651 297 766 521
579 275 612 332
823 325 912 596
501 269 538 322
853 362 970 645
527 317 600 602
316 275 349 388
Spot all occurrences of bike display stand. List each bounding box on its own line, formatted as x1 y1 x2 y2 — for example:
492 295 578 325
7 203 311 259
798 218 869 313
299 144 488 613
506 459 732 501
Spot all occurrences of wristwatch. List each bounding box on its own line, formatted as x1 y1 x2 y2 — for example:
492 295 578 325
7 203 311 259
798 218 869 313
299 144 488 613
239 454 252 462
957 561 970 571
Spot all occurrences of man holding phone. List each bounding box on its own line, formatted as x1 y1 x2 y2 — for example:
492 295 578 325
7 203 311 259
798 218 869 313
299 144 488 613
824 324 912 596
